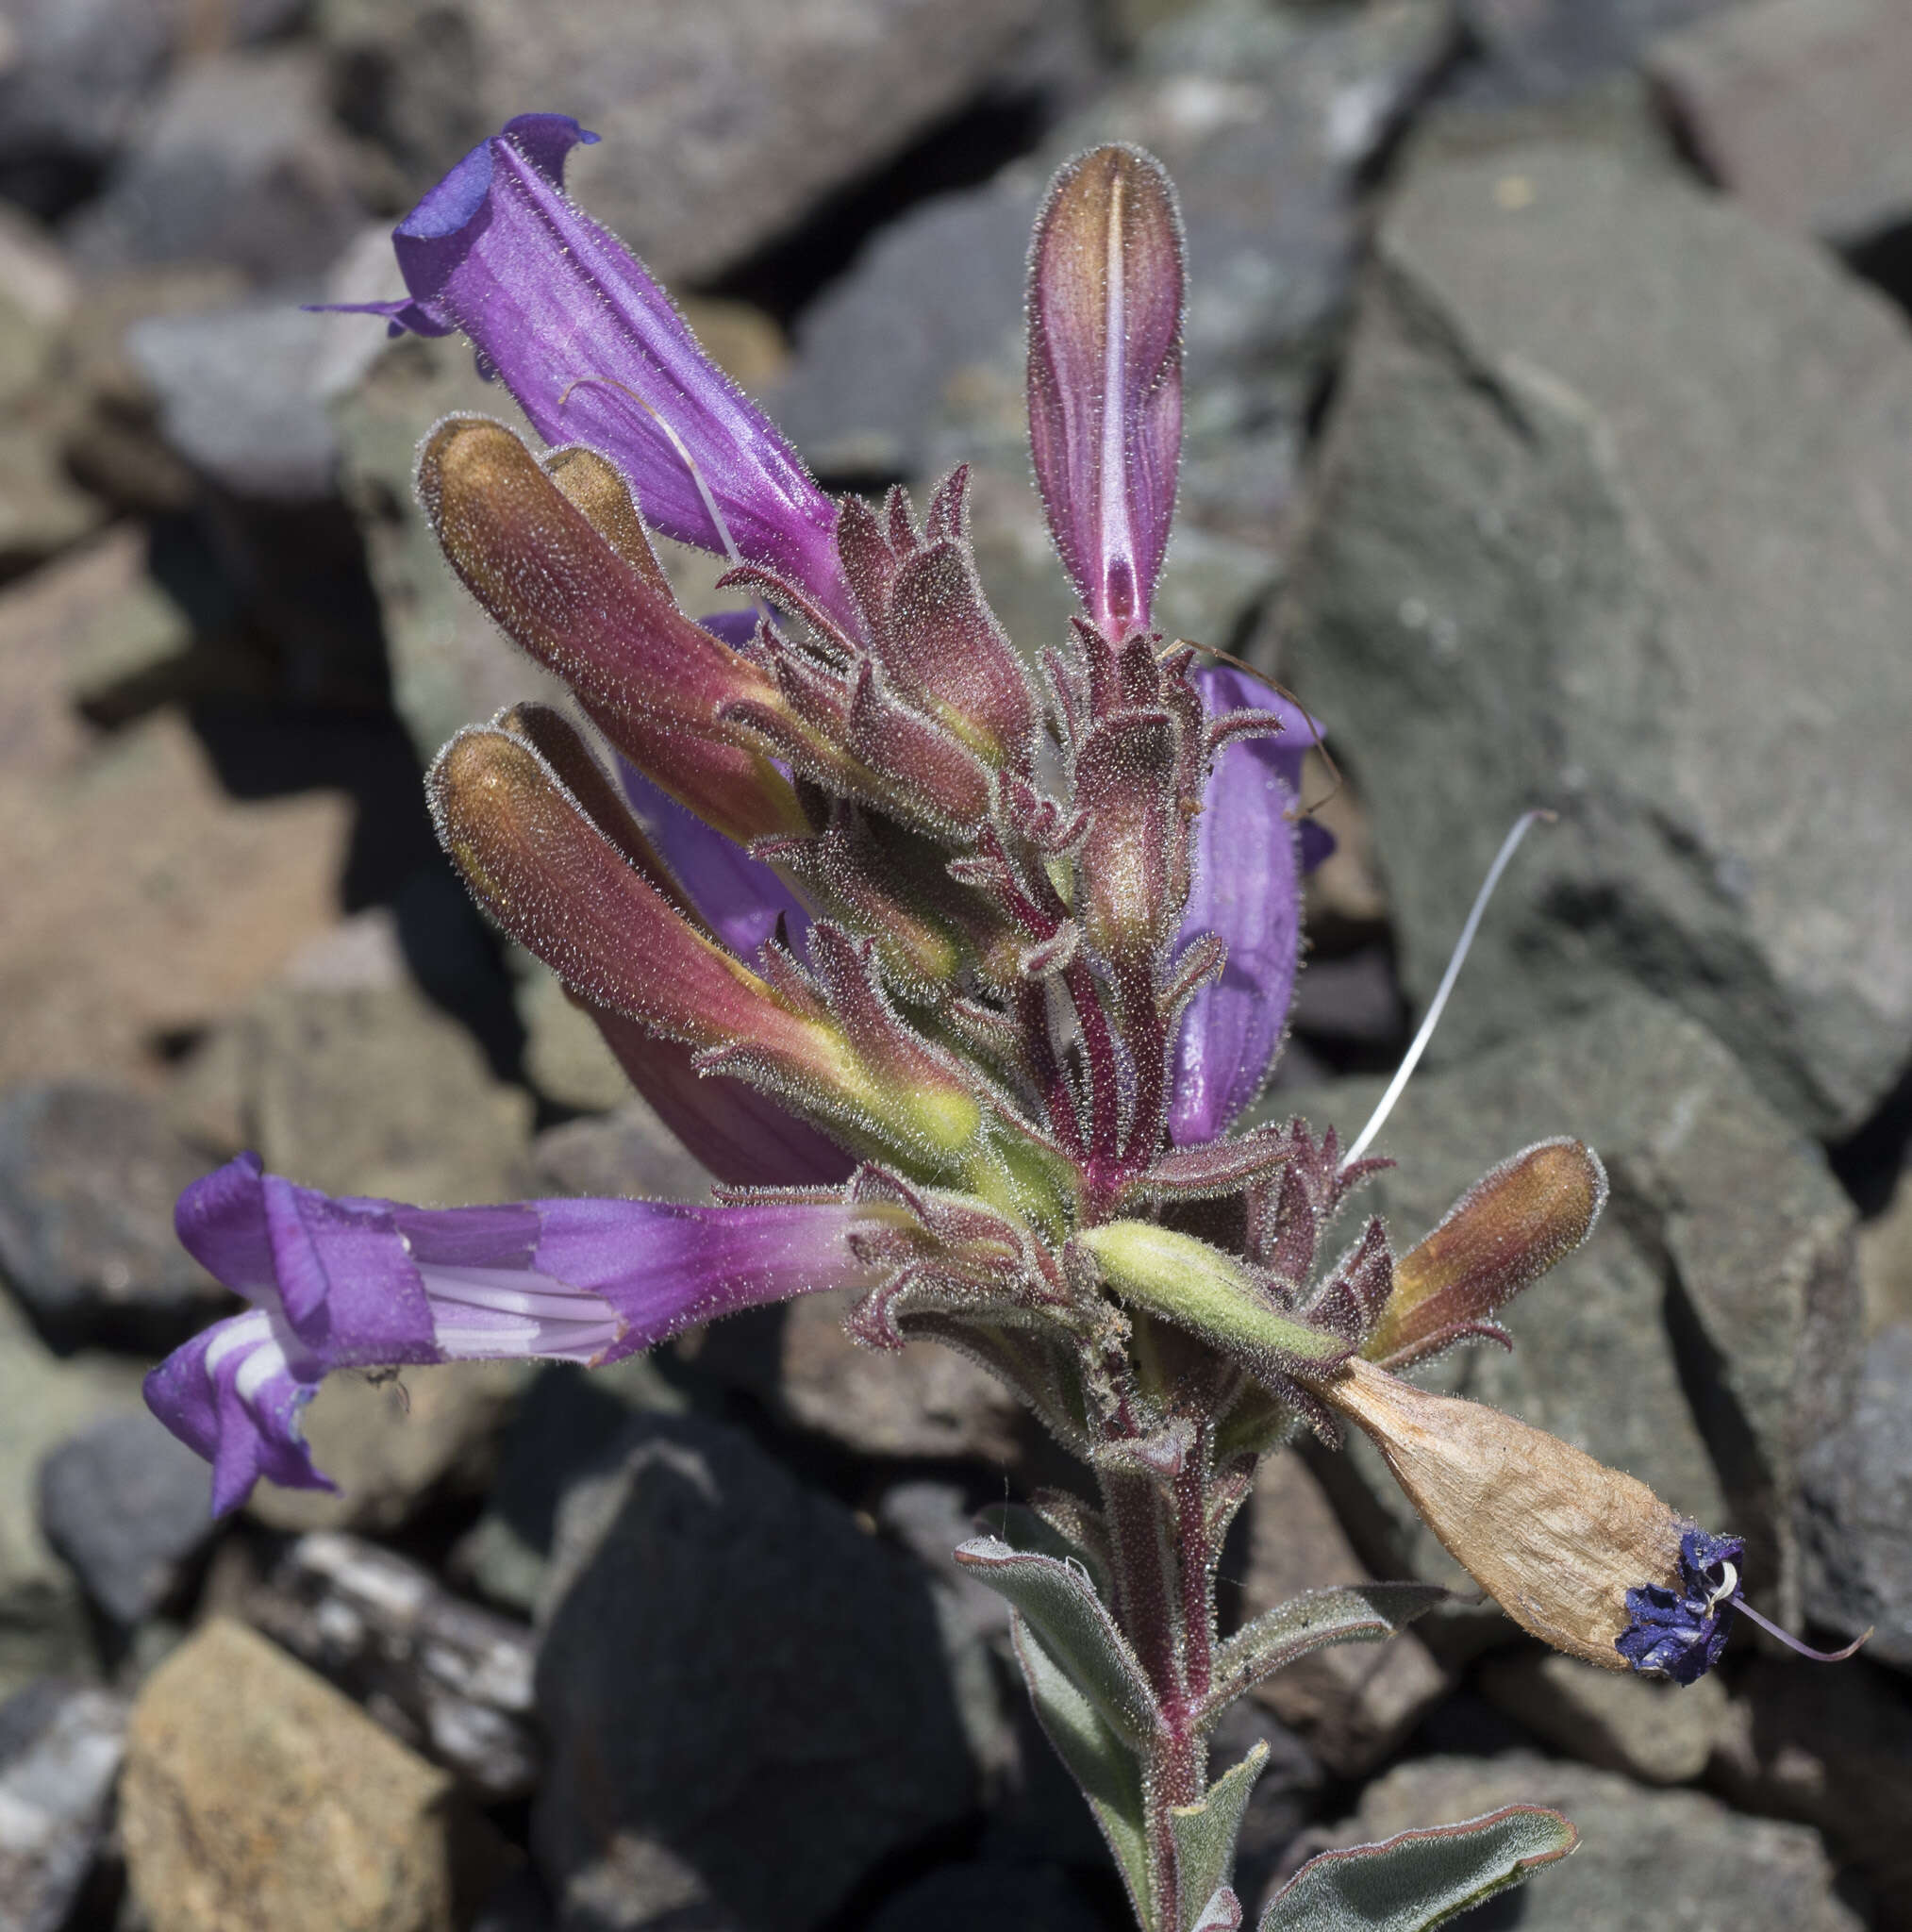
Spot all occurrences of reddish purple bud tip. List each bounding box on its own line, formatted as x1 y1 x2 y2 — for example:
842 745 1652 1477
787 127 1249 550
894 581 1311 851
1027 144 1184 644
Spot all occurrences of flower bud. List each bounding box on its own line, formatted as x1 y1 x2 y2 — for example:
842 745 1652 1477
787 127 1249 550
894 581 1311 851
418 416 804 843
1072 1220 1353 1386
1365 1139 1607 1369
1028 144 1184 641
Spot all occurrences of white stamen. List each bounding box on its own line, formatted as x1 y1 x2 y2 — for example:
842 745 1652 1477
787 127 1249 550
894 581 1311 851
1704 1561 1739 1616
415 1260 622 1364
1343 809 1554 1168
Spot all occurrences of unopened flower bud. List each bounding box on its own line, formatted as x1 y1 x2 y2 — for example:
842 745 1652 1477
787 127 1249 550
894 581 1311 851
419 416 804 842
1366 1139 1607 1369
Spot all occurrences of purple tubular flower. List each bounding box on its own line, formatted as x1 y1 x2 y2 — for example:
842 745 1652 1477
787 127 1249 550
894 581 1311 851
148 1154 873 1513
616 754 810 961
588 1009 856 1189
331 113 855 632
1167 667 1333 1145
1027 145 1184 641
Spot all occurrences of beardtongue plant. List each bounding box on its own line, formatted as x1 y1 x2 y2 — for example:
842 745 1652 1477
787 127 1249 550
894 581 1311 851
145 115 1862 1931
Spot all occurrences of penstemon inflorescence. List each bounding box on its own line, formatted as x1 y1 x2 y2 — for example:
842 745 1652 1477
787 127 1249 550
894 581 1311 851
145 115 1859 1932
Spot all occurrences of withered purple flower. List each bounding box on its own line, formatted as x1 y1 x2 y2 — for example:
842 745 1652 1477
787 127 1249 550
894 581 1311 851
151 112 1853 1932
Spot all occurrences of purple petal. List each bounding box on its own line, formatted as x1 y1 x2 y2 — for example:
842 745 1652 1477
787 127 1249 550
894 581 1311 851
616 753 810 960
588 1009 856 1189
145 1310 334 1517
152 1155 872 1511
534 1195 876 1361
1168 669 1322 1145
1027 145 1184 641
371 114 854 631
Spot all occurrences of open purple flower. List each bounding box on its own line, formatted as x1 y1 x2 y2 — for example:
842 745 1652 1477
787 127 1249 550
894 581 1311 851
1169 667 1333 1146
150 1154 878 1515
328 113 856 635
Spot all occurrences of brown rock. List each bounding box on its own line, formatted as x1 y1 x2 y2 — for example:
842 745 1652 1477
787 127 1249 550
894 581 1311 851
0 533 351 1090
688 1292 1027 1466
246 1360 525 1537
1858 1165 1912 1337
122 1616 507 1932
238 982 535 1205
1650 0 1912 249
1479 1645 1729 1784
1238 1449 1449 1774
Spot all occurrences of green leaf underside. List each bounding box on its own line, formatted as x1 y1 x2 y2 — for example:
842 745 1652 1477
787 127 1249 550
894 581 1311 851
1171 1743 1268 1931
1078 1223 1351 1375
1012 1615 1155 1928
1260 1807 1578 1931
956 1536 1158 1744
1206 1584 1451 1715
979 1501 1114 1603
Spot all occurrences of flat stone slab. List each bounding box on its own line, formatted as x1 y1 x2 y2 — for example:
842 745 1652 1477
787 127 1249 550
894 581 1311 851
1277 101 1912 1134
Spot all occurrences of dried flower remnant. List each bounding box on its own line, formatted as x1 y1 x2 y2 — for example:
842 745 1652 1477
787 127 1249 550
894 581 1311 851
139 111 1858 1932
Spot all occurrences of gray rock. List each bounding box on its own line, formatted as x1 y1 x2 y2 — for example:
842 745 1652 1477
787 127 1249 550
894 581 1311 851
124 222 399 502
1269 991 1858 1631
874 1481 1018 1790
535 1411 973 1932
1239 1449 1449 1774
127 307 346 502
1711 1656 1912 1930
1293 1754 1861 1930
37 1411 217 1627
1477 1645 1730 1783
241 1531 540 1801
1449 0 1737 105
318 0 1061 286
864 1861 1107 1932
773 182 1039 480
238 981 535 1205
1800 1323 1912 1670
0 1080 229 1351
449 1357 690 1618
0 1294 154 1701
1858 1163 1912 1337
1649 0 1912 251
0 0 305 183
65 47 367 285
776 0 1454 547
1274 100 1912 1137
0 1679 127 1932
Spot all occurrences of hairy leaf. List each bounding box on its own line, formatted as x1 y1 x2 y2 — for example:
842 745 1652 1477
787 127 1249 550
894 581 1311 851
1011 1614 1155 1929
1171 1742 1267 1930
956 1536 1159 1745
1205 1584 1450 1717
1261 1806 1576 1930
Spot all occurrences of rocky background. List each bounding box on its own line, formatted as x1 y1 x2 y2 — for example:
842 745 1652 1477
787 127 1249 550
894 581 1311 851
2 0 1910 1927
